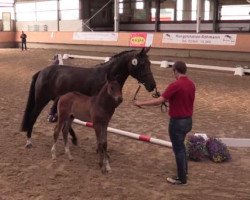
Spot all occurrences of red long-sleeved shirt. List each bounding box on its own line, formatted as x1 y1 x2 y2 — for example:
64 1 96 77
162 76 195 118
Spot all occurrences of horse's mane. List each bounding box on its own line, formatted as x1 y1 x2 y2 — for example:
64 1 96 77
110 50 135 59
97 50 136 68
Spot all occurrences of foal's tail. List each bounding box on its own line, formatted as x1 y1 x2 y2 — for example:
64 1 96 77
21 71 40 132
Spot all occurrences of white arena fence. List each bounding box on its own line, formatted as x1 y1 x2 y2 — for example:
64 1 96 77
73 119 250 148
62 53 250 76
73 119 173 148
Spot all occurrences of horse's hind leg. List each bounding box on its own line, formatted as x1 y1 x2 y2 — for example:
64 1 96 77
63 121 73 161
69 126 78 146
26 99 50 148
51 123 62 160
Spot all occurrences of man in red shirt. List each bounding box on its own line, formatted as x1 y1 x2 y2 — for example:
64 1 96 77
134 61 195 185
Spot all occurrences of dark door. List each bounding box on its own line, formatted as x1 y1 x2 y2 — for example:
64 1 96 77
89 0 114 30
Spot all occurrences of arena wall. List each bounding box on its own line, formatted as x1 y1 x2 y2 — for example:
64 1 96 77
0 32 16 48
1 31 250 61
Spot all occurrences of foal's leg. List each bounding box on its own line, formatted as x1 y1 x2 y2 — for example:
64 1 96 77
69 126 78 146
51 123 62 160
63 121 73 161
48 97 59 123
94 123 111 173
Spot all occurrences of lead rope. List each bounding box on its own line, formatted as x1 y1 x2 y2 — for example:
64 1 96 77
151 88 168 113
133 84 142 108
133 84 168 112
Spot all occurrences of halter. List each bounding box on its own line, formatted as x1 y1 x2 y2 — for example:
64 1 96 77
135 69 153 86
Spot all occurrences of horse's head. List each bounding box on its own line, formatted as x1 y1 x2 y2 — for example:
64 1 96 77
128 47 156 92
106 76 123 106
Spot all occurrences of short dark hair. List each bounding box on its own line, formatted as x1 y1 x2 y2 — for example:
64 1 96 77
173 61 187 74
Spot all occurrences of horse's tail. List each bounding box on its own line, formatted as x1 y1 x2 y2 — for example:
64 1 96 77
21 71 40 132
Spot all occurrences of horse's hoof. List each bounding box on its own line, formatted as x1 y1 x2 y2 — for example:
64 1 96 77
25 143 32 148
68 156 73 161
71 138 78 146
106 165 111 171
52 155 57 160
101 168 107 174
101 167 112 174
106 166 112 173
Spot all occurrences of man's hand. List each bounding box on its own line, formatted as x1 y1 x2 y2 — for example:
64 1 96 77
133 100 142 108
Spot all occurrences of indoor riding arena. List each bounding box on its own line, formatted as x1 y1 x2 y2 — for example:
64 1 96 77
0 0 250 200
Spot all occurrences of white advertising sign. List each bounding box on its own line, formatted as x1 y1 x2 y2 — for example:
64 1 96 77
145 33 154 47
162 33 237 46
73 32 118 42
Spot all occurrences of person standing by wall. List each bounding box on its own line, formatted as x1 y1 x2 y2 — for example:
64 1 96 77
133 61 196 185
20 31 27 51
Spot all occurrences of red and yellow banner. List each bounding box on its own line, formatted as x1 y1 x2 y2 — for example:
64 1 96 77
129 32 147 47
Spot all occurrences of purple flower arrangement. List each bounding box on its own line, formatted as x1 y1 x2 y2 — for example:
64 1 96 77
185 135 208 161
206 137 231 163
186 135 231 163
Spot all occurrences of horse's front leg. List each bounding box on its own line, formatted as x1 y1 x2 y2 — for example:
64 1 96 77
48 98 59 123
94 123 111 174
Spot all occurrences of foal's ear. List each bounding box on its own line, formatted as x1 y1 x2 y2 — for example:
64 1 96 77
140 46 151 55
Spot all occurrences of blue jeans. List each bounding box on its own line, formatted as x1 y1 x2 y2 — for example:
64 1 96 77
22 40 27 50
169 117 192 183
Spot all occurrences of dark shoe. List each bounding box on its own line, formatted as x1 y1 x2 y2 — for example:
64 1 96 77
171 174 188 181
167 177 187 185
171 176 181 181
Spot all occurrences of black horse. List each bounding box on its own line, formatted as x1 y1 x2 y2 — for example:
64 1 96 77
21 47 156 148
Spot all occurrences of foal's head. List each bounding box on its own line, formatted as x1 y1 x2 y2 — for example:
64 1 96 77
106 80 123 106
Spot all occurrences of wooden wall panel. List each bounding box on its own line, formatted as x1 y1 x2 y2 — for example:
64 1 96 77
1 31 250 53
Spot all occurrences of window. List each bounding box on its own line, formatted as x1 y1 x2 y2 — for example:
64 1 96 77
151 8 174 21
16 12 36 21
15 0 80 21
16 2 36 21
36 1 57 21
136 0 144 10
0 0 14 3
204 0 210 20
220 5 250 20
36 1 57 12
16 2 35 12
60 10 79 20
176 0 183 21
119 0 124 14
37 11 57 21
60 0 79 10
0 6 14 20
192 0 211 21
191 0 196 20
60 0 79 20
